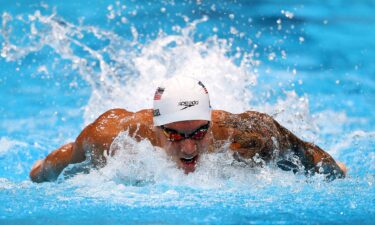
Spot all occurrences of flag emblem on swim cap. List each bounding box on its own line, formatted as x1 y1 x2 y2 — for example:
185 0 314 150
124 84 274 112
154 87 165 100
198 81 208 94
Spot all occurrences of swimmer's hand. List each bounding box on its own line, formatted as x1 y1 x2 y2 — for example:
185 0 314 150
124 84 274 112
337 161 347 177
29 159 45 183
29 142 80 183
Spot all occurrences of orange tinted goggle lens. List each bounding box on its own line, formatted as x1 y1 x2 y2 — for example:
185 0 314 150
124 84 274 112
162 123 209 142
169 132 185 141
190 130 207 140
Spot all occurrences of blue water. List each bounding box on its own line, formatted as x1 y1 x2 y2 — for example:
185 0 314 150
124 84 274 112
1 1 374 224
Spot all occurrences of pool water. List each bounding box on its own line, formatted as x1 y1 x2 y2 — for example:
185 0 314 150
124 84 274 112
1 1 374 224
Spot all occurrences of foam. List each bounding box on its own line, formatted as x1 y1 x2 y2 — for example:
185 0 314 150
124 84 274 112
0 137 27 157
81 19 258 123
64 132 312 196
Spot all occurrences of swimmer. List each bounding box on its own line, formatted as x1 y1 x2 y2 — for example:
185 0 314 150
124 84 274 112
30 76 347 183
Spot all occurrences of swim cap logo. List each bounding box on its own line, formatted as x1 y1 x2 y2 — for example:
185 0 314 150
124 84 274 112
178 101 199 110
154 87 165 100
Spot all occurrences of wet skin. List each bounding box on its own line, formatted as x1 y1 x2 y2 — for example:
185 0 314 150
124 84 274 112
29 109 347 183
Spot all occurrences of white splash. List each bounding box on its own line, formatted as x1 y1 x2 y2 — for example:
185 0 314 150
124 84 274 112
0 137 27 156
0 11 257 124
65 131 311 196
82 18 258 123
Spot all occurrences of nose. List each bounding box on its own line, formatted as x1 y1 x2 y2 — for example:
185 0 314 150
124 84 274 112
180 139 197 155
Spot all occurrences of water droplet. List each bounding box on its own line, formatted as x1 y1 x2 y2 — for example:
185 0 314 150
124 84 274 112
268 52 276 61
281 50 287 59
121 17 128 24
282 10 294 19
107 11 115 20
230 27 238 35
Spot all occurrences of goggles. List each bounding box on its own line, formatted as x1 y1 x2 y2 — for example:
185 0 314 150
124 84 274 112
161 122 210 142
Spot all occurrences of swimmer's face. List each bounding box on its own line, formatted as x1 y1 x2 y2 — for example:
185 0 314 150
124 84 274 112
155 120 211 174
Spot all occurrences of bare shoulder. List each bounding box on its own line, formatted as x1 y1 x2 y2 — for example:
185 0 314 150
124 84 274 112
76 109 136 149
74 108 154 164
128 109 156 144
87 108 154 139
212 109 277 129
212 109 271 118
211 109 283 159
94 108 134 125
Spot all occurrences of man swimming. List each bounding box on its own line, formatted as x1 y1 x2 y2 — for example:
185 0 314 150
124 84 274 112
30 76 347 183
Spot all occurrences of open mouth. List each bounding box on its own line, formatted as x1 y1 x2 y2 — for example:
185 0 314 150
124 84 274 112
180 155 198 165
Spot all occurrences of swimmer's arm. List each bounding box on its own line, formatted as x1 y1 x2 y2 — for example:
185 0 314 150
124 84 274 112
29 108 154 183
29 142 85 183
28 111 116 183
274 120 347 179
29 109 124 183
297 141 347 178
29 115 110 183
214 110 346 179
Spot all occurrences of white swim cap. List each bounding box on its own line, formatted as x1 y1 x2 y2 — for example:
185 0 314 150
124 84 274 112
153 76 212 126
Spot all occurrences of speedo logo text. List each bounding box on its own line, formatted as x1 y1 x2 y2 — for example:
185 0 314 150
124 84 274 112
178 101 199 110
